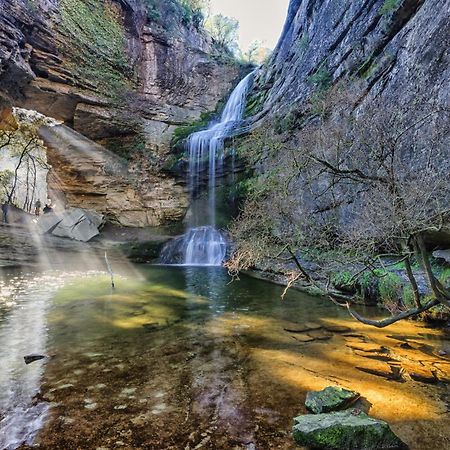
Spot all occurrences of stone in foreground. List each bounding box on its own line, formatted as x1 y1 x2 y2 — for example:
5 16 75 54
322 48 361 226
305 386 360 414
293 410 407 450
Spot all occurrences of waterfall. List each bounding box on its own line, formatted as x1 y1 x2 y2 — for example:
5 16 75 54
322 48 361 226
162 71 254 266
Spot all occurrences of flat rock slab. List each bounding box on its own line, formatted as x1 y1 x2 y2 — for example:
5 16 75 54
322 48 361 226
284 321 323 333
307 330 333 341
292 334 315 343
347 342 386 353
50 208 104 242
305 386 360 414
356 362 403 381
323 324 352 333
293 410 407 450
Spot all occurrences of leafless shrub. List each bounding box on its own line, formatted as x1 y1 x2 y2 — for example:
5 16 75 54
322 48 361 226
228 82 450 326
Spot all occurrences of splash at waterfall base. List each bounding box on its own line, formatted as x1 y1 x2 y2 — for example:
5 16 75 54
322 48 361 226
161 72 255 267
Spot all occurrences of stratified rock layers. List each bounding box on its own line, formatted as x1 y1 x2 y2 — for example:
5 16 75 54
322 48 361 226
0 0 240 226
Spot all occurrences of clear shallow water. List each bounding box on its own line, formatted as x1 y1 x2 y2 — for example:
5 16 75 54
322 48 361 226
0 265 449 449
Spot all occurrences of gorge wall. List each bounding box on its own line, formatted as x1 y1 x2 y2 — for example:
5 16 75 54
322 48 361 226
0 0 241 226
250 0 449 119
231 0 450 286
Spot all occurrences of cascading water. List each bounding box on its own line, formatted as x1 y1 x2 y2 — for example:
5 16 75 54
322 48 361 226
162 71 254 266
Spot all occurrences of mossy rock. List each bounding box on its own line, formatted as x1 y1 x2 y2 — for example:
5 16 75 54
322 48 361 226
305 386 360 414
293 410 407 450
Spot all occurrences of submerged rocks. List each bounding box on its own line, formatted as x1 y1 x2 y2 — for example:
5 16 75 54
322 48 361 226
24 354 47 365
305 386 360 414
293 409 407 450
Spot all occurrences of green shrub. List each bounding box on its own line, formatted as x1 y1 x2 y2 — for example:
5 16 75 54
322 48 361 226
307 66 332 91
438 267 450 287
331 271 354 288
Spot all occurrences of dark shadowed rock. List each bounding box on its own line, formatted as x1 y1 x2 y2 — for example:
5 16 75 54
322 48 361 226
24 354 47 365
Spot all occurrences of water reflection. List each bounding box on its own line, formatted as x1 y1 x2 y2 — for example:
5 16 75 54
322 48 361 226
0 266 448 449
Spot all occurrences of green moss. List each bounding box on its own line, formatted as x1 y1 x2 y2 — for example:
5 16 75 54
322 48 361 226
379 0 401 15
58 0 134 96
245 89 268 117
171 99 225 148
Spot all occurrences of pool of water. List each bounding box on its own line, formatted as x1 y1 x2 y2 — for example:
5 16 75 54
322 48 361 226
0 264 449 449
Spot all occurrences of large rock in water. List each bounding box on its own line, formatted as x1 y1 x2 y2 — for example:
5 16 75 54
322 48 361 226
293 410 407 450
44 208 104 242
305 386 360 414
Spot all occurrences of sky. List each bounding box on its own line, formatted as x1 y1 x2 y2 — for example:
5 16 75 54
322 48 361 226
209 0 290 51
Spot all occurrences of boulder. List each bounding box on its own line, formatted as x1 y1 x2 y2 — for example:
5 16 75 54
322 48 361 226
36 212 63 234
432 249 450 263
293 410 407 450
305 386 360 414
50 208 104 242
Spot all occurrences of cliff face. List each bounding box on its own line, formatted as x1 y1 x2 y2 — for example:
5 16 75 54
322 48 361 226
250 0 449 119
232 0 450 275
0 0 240 226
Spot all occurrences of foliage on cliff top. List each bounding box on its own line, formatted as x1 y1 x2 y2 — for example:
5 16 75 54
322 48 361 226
57 0 134 96
143 0 210 31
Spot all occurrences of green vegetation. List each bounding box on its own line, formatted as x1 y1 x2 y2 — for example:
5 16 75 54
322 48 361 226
143 0 161 22
378 272 403 303
438 267 450 286
297 33 309 52
379 0 401 15
171 99 225 147
355 54 378 79
205 14 240 53
143 0 208 29
307 64 332 91
245 90 268 117
171 112 214 148
58 0 133 96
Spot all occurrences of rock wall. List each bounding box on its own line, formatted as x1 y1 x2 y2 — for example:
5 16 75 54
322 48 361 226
0 0 241 226
250 0 450 119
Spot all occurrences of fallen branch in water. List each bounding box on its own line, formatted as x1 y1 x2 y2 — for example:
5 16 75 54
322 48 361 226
104 251 115 289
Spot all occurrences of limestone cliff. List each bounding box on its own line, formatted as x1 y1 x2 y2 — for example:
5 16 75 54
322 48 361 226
249 0 449 119
0 0 241 226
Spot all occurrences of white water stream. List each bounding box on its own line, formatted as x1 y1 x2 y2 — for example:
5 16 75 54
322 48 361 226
164 71 254 266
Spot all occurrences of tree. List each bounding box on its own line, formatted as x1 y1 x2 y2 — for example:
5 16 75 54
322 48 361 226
178 0 210 28
0 108 59 210
205 13 239 52
227 83 450 327
241 40 272 65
